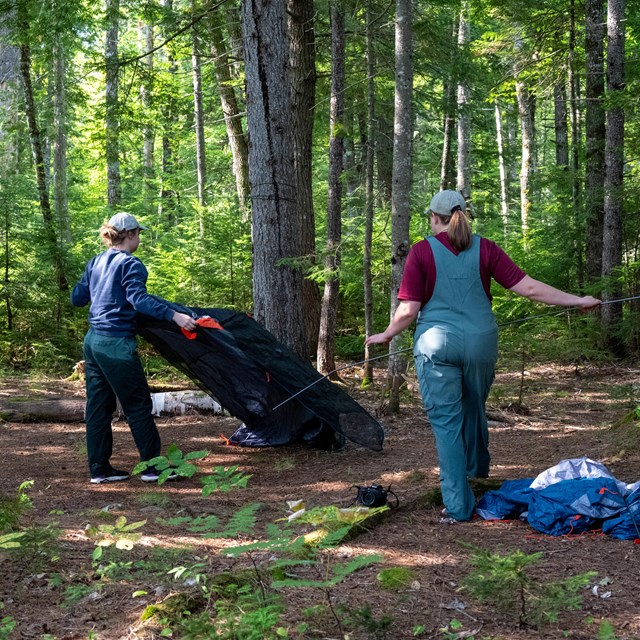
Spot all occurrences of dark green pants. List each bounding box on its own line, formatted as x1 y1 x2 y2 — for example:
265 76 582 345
83 329 161 477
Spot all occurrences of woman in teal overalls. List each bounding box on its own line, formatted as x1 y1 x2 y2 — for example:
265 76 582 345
366 191 600 522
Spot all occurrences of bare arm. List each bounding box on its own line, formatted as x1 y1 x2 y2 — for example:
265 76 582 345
509 275 600 309
365 300 422 346
172 311 198 331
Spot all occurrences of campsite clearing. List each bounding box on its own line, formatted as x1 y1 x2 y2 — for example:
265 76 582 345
1 361 639 639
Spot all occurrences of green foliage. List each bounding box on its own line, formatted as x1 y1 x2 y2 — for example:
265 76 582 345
341 604 394 637
0 602 16 640
131 444 208 484
85 516 146 561
0 531 24 549
376 566 416 590
9 521 61 568
159 502 261 539
0 481 33 532
200 465 252 496
461 545 596 628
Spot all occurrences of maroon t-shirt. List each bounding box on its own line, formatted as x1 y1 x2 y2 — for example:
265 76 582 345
398 233 526 306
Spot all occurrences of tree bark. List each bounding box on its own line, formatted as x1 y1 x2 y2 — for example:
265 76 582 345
287 0 320 356
242 0 307 356
53 26 71 246
554 82 569 169
584 0 606 283
17 0 68 291
456 4 471 200
362 4 375 384
514 37 535 250
601 0 625 356
387 0 413 414
105 0 121 208
191 0 207 214
317 1 345 378
494 99 509 239
209 9 250 215
568 0 583 286
139 19 155 212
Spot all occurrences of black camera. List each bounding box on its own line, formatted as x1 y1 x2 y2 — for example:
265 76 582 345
354 484 392 508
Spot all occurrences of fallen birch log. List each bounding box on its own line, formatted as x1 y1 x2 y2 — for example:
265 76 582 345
0 390 223 423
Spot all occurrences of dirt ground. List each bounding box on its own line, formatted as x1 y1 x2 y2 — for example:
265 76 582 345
1 361 639 640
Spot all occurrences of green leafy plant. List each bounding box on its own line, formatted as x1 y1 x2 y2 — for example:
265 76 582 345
159 503 261 538
0 602 16 640
462 545 596 628
85 516 146 561
61 584 96 608
10 522 61 567
0 480 34 532
200 465 252 496
0 531 24 549
131 444 208 484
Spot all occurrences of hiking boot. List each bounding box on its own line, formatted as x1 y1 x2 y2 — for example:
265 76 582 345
90 468 130 484
140 467 179 483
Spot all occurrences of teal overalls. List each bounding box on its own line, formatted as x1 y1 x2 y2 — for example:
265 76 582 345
413 235 498 521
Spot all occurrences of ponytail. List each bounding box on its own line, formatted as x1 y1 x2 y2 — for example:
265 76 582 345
100 224 129 247
433 209 472 251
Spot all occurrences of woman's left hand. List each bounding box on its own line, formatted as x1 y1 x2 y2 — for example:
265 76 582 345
172 312 198 332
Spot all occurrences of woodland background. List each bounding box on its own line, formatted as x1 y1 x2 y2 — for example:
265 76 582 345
0 0 638 391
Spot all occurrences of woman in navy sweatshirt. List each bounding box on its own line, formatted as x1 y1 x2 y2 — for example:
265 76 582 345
72 212 197 484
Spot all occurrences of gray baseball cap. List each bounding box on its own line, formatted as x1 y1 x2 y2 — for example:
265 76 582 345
429 190 467 216
107 212 148 231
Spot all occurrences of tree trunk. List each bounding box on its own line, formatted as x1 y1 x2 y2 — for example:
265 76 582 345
440 16 458 191
317 1 345 378
52 27 71 246
387 0 413 414
191 0 206 215
493 99 509 238
209 9 250 215
159 0 178 223
242 0 307 356
584 0 606 283
456 4 471 200
17 0 67 291
514 38 535 250
105 0 121 208
362 4 375 385
376 110 393 204
139 19 155 212
554 82 569 169
288 0 320 356
601 0 625 356
568 0 584 286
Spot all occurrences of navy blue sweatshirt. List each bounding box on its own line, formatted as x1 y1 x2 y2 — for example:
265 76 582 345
71 249 174 336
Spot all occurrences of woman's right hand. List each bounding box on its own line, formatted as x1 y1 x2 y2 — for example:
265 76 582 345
365 332 391 346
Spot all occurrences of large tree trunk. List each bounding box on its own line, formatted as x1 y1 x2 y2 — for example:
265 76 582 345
584 0 606 283
456 4 471 200
362 4 375 385
17 0 67 291
387 0 413 414
288 0 320 356
601 0 625 356
105 0 121 208
242 0 307 356
191 0 206 214
317 1 345 378
209 9 250 215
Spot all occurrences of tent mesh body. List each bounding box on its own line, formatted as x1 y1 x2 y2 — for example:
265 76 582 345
137 306 385 451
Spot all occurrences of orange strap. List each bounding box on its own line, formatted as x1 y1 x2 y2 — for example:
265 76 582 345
181 316 224 340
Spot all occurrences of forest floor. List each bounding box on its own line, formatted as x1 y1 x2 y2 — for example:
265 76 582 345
1 360 640 640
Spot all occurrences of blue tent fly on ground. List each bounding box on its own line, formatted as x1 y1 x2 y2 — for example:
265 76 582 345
475 457 640 540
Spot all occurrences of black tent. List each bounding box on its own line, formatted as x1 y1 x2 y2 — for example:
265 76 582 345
137 305 385 452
